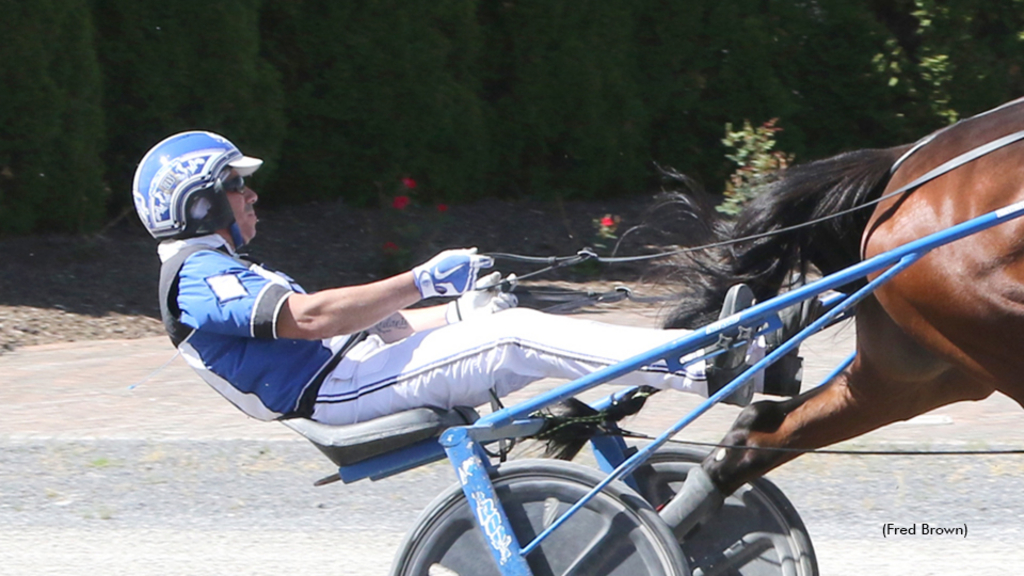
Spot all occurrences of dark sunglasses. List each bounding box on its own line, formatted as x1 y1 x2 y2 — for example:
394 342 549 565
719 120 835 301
216 174 246 194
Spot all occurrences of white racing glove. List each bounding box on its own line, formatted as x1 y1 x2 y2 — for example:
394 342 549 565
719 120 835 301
446 272 518 324
412 248 494 299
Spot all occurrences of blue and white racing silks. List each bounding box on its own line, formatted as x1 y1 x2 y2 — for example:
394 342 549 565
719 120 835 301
160 235 343 420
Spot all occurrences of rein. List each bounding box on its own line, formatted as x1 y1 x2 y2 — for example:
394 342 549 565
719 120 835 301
522 284 680 315
490 127 1024 287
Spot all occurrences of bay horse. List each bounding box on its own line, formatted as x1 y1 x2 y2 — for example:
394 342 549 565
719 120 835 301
659 96 1024 518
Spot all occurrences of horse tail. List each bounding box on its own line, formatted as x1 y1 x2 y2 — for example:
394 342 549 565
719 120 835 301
664 145 910 330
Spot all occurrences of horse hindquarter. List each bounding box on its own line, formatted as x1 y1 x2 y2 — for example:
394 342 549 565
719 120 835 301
864 110 1024 402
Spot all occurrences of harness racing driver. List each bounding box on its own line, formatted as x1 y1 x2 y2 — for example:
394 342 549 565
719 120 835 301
133 131 772 426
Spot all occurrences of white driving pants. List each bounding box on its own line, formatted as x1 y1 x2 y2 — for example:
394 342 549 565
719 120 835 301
312 308 762 425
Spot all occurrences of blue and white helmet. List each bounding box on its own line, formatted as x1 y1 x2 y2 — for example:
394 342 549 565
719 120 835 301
132 131 263 242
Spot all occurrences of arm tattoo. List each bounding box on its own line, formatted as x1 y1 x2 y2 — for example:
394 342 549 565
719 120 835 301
369 313 412 340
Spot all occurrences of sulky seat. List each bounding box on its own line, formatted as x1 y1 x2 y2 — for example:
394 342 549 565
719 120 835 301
281 406 479 468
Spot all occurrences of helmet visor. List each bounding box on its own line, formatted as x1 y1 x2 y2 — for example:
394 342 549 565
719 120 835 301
228 155 263 177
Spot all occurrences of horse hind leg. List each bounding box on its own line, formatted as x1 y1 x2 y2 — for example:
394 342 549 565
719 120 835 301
660 296 995 536
710 296 994 490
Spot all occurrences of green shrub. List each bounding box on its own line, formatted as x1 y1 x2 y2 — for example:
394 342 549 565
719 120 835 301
0 0 106 234
261 0 486 207
482 0 648 200
92 0 285 215
910 0 1024 119
718 119 793 216
4 0 1023 235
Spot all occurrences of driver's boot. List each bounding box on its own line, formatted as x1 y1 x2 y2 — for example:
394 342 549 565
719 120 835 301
705 284 756 407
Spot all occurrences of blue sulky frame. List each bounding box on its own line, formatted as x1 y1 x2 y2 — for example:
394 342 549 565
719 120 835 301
336 200 1024 575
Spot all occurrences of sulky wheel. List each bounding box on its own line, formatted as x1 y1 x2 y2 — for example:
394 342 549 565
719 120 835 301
390 459 689 576
631 445 817 576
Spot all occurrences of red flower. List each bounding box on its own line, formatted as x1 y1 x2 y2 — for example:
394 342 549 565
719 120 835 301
392 195 411 210
382 241 400 253
401 177 417 190
436 203 449 213
600 216 615 228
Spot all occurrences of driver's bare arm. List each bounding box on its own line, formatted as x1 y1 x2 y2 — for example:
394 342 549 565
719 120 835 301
276 272 422 340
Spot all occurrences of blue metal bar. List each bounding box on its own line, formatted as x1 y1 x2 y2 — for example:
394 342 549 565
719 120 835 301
589 435 639 490
633 253 919 465
462 418 547 443
336 439 448 483
812 351 857 390
440 427 532 576
479 331 721 428
583 291 846 418
589 386 644 412
335 420 541 484
520 252 922 556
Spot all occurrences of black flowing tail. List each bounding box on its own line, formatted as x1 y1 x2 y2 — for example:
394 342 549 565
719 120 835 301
663 145 910 330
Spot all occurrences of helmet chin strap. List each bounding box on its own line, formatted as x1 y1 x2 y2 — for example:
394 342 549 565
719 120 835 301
228 222 246 250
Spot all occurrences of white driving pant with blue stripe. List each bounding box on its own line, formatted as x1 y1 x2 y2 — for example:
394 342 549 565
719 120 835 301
311 308 764 425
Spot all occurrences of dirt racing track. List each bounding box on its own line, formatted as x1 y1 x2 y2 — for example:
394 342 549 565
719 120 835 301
2 304 1023 575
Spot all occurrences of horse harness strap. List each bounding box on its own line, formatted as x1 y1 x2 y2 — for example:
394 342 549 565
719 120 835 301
862 127 1024 258
887 128 1024 200
158 245 368 420
892 98 1024 174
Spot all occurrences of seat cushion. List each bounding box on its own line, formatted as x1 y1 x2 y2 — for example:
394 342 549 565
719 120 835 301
281 406 479 466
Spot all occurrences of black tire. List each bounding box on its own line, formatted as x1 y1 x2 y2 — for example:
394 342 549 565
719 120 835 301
631 445 818 576
390 459 690 576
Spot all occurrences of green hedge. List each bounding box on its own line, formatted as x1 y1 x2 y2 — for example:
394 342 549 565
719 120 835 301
0 0 105 234
481 0 649 200
261 0 485 206
2 0 1023 234
92 0 285 215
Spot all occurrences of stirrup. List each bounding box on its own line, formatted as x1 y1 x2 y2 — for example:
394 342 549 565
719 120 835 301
706 284 755 407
